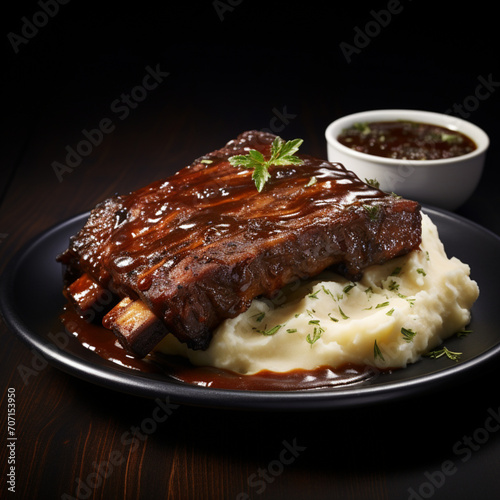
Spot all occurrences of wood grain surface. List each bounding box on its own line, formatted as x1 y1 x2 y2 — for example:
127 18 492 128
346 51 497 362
2 2 500 499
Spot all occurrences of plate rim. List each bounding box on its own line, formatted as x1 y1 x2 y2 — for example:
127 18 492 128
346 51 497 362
1 206 500 410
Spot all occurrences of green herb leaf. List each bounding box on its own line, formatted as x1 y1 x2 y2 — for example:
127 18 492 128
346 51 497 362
363 204 380 221
229 136 304 192
390 266 402 276
365 178 380 189
306 326 324 346
338 306 349 320
353 122 371 134
305 176 317 187
388 280 400 291
374 340 385 361
401 327 417 342
308 289 321 299
252 163 271 193
424 346 462 362
258 324 283 336
322 285 336 301
252 312 266 323
456 328 473 338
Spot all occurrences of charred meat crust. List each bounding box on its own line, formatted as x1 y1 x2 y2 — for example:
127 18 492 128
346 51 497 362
57 130 422 352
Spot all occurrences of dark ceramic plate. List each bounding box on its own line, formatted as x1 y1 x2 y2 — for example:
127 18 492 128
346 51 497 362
1 207 499 410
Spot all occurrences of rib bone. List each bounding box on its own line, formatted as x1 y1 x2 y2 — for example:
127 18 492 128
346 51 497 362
65 273 116 319
102 297 168 358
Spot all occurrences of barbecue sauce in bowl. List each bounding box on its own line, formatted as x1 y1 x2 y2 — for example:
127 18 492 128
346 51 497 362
60 303 379 391
337 120 477 160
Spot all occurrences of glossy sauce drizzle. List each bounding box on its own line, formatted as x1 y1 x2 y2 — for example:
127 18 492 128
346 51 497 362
60 303 380 391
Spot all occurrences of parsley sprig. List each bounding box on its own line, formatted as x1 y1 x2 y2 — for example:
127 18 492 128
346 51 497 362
229 137 304 192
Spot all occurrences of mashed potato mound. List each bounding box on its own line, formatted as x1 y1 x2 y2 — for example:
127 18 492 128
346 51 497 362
156 213 479 374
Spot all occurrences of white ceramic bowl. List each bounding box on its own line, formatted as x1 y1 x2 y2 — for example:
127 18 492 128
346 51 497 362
325 109 489 210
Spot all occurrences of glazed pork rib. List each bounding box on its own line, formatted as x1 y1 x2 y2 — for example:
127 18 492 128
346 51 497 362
57 130 422 357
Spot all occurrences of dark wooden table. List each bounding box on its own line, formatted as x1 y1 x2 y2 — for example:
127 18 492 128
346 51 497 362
2 2 500 499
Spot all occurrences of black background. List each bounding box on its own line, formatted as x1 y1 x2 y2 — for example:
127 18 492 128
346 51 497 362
2 0 500 232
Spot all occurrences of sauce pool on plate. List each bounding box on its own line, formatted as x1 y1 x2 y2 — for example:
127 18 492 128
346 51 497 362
337 120 477 160
60 303 380 391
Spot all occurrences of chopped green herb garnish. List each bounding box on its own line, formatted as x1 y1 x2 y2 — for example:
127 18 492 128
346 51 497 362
229 136 304 192
401 327 417 342
305 176 317 187
376 301 390 309
388 280 400 291
363 204 380 221
353 122 371 134
425 346 462 362
457 329 473 338
308 289 321 299
286 328 297 333
390 267 402 276
258 324 283 336
252 312 266 322
374 340 385 361
343 283 356 294
322 285 336 301
306 326 324 346
397 293 415 307
417 268 427 276
365 178 380 189
338 306 349 320
441 133 463 144
328 313 339 322
386 308 395 316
